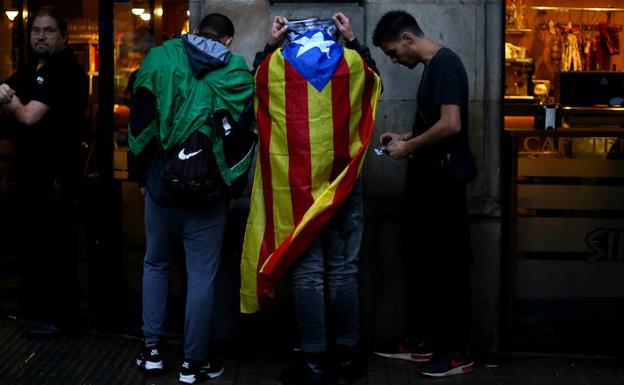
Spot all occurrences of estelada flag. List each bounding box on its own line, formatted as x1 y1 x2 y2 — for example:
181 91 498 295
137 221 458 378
240 30 382 313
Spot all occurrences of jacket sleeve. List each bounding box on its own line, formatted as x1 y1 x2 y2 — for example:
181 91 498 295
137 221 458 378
127 140 155 188
128 87 157 187
252 44 278 75
346 38 380 75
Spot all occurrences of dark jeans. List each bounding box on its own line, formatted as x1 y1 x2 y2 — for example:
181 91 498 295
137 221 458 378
291 180 364 353
18 178 80 329
403 178 472 353
142 191 226 361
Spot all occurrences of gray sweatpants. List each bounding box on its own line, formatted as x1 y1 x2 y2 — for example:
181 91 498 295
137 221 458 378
142 191 227 361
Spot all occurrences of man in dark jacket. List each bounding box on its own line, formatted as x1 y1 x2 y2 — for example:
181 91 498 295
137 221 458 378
128 13 254 384
0 6 87 336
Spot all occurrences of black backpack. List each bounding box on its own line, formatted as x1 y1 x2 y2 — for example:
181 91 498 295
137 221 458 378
163 130 225 203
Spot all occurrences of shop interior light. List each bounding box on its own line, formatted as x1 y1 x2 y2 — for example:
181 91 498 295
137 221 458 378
139 12 151 21
186 10 190 17
131 8 145 16
154 7 163 17
5 10 18 21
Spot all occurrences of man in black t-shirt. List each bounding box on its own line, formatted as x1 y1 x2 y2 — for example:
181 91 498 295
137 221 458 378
370 11 476 377
0 7 87 336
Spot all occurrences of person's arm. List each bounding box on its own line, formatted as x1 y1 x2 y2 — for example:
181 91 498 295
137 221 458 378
333 12 379 75
0 84 15 106
252 44 277 75
252 16 288 75
3 65 55 126
379 131 411 148
6 96 50 126
127 139 155 190
345 38 379 75
128 86 157 189
386 54 466 159
385 104 461 159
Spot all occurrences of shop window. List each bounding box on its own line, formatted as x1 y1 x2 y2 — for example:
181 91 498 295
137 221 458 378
112 0 189 180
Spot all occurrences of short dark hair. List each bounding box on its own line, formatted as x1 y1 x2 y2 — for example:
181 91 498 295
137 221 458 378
372 10 423 47
31 6 68 36
197 13 235 40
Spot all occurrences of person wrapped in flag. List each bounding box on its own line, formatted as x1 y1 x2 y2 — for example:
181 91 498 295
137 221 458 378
240 13 382 385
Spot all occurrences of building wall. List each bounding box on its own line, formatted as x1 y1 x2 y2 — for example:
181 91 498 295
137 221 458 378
197 0 504 350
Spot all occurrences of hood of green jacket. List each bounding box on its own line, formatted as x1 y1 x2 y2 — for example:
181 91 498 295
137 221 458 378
128 37 253 155
128 37 254 184
182 34 231 79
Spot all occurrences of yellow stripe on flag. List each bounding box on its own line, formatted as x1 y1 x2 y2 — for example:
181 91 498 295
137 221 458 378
266 51 294 250
307 81 334 201
343 49 365 158
240 157 265 312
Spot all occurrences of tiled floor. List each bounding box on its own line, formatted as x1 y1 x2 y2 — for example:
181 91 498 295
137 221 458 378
1 318 623 385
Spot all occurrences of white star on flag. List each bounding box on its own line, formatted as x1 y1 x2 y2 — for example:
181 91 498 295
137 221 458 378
294 32 335 59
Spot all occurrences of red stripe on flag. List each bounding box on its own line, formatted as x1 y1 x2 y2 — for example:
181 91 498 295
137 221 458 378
256 53 276 268
285 60 314 224
258 146 367 294
330 57 352 182
358 60 376 145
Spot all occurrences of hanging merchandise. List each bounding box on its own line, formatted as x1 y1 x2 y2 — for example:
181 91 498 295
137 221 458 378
549 20 562 69
561 23 582 72
506 0 517 28
583 36 592 71
597 21 620 70
592 35 603 70
516 0 526 29
599 22 620 55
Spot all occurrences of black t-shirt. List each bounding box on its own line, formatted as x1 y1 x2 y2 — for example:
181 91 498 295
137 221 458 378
412 47 469 162
5 48 87 182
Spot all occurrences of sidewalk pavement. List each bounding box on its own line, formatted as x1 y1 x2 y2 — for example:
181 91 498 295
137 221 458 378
1 318 623 385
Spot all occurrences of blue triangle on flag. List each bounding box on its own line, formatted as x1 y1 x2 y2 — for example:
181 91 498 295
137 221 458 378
281 30 344 92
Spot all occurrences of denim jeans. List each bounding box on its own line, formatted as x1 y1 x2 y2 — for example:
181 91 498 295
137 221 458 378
142 191 227 361
291 180 364 353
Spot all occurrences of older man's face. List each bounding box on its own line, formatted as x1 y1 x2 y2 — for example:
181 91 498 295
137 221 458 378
31 15 66 58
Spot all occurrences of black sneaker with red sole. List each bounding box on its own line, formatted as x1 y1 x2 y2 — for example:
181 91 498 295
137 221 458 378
417 356 475 377
373 341 433 362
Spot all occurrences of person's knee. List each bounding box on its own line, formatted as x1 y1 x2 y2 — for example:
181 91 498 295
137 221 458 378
292 269 324 291
327 272 358 294
143 257 170 272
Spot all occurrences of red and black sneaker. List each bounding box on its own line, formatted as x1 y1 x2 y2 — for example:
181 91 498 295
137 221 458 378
373 340 433 362
417 355 475 377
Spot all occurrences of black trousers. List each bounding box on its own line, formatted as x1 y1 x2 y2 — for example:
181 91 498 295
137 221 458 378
17 176 80 328
402 177 472 353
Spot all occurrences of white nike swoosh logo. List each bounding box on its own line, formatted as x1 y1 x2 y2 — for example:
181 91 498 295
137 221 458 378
178 148 202 160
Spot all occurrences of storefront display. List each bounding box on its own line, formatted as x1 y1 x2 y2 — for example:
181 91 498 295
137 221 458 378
504 1 624 348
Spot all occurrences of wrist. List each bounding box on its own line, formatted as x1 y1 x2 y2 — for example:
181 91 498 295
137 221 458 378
266 42 279 51
396 138 413 159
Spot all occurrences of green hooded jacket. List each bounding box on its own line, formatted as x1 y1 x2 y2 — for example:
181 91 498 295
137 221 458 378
128 36 254 184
